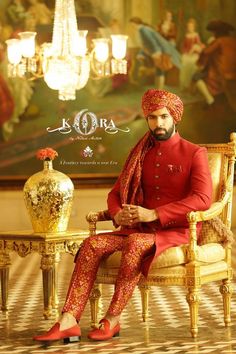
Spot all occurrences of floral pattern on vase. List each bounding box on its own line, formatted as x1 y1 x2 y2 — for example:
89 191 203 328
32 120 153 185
23 150 74 233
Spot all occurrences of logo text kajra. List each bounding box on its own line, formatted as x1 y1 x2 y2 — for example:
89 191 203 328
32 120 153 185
47 109 130 135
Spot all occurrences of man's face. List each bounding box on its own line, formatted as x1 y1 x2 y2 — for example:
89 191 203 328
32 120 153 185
146 107 175 141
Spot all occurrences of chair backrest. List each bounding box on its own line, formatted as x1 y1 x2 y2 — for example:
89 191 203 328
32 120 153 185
200 132 236 226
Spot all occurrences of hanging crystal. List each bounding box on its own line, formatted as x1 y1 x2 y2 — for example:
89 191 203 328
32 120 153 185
5 0 128 101
43 0 90 100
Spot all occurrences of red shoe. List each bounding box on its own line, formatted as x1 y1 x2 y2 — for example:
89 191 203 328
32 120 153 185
88 319 120 341
33 322 81 343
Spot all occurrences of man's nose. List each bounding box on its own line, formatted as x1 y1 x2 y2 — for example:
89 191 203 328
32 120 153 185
155 117 163 127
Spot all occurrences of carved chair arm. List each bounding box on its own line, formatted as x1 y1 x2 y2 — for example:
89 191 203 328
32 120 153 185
188 175 232 224
186 180 232 262
86 210 112 236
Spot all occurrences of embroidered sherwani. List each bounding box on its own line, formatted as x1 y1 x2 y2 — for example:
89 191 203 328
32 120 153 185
63 132 212 318
107 132 212 274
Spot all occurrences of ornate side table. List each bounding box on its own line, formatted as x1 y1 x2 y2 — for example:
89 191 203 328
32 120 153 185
0 229 89 319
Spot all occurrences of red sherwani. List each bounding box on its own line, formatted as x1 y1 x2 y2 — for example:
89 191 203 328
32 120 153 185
107 132 212 275
63 132 212 319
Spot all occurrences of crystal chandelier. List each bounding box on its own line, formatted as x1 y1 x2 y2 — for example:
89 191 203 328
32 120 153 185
5 0 128 101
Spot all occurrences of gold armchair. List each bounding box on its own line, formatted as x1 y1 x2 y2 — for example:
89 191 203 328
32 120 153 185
87 133 236 338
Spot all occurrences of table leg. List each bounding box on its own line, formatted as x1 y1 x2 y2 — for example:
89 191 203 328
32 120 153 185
0 252 11 312
52 252 61 312
41 254 56 319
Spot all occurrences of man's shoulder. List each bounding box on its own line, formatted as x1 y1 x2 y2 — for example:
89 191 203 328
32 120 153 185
179 136 205 153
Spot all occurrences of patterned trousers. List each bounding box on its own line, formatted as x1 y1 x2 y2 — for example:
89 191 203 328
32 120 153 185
62 233 155 320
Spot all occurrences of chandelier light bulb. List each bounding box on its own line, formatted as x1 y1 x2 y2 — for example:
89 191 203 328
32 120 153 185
111 35 128 60
18 32 36 58
5 39 22 65
93 38 109 63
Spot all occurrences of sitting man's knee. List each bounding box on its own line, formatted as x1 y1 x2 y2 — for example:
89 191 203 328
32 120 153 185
125 233 141 251
81 235 102 252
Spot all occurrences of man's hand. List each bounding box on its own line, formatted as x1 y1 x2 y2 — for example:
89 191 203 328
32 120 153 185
114 208 133 226
114 204 158 226
123 204 158 223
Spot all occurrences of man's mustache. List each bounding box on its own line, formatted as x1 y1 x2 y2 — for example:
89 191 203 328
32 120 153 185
154 128 167 134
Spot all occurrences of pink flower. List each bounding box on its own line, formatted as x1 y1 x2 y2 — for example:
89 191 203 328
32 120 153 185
36 147 58 161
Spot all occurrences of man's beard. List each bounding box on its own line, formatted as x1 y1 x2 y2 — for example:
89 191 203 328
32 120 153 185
150 124 175 141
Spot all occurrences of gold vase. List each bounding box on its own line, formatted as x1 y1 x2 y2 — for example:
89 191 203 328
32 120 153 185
23 160 74 233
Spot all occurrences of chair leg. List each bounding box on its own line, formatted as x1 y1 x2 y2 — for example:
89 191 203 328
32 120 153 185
186 287 200 338
138 284 150 322
220 279 233 327
89 284 101 328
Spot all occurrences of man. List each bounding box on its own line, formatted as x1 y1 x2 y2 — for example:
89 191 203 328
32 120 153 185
129 17 181 89
34 89 212 343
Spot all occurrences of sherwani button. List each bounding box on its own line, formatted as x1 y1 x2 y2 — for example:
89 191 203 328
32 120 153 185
157 152 162 156
156 163 160 167
155 186 159 189
155 175 159 178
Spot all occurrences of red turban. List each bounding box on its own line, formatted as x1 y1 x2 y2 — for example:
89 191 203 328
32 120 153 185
141 89 184 123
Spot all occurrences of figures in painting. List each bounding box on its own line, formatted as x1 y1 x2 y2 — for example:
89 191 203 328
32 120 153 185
0 49 14 139
194 20 236 110
129 17 181 90
7 0 28 34
0 20 34 141
179 18 204 91
157 10 177 46
25 0 52 30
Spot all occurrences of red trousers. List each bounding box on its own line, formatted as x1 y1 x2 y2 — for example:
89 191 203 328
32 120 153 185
62 233 155 319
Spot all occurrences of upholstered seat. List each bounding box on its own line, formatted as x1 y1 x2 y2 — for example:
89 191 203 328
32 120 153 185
87 132 236 338
99 242 225 270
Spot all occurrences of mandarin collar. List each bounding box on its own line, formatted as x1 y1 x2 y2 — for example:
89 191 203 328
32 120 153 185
151 131 180 148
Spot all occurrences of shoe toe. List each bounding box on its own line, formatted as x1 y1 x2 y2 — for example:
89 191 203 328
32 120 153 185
88 321 120 341
33 323 81 342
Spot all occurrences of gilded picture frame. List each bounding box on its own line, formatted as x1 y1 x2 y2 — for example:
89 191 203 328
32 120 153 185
0 0 235 188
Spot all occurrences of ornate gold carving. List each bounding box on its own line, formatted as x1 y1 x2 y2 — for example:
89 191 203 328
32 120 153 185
186 277 201 287
187 211 198 223
45 242 56 253
0 230 87 319
43 308 53 320
186 292 201 303
41 254 56 271
35 243 45 253
13 241 31 257
90 286 102 301
86 212 99 223
186 250 199 262
0 252 11 267
0 240 4 252
65 241 80 255
220 283 233 295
